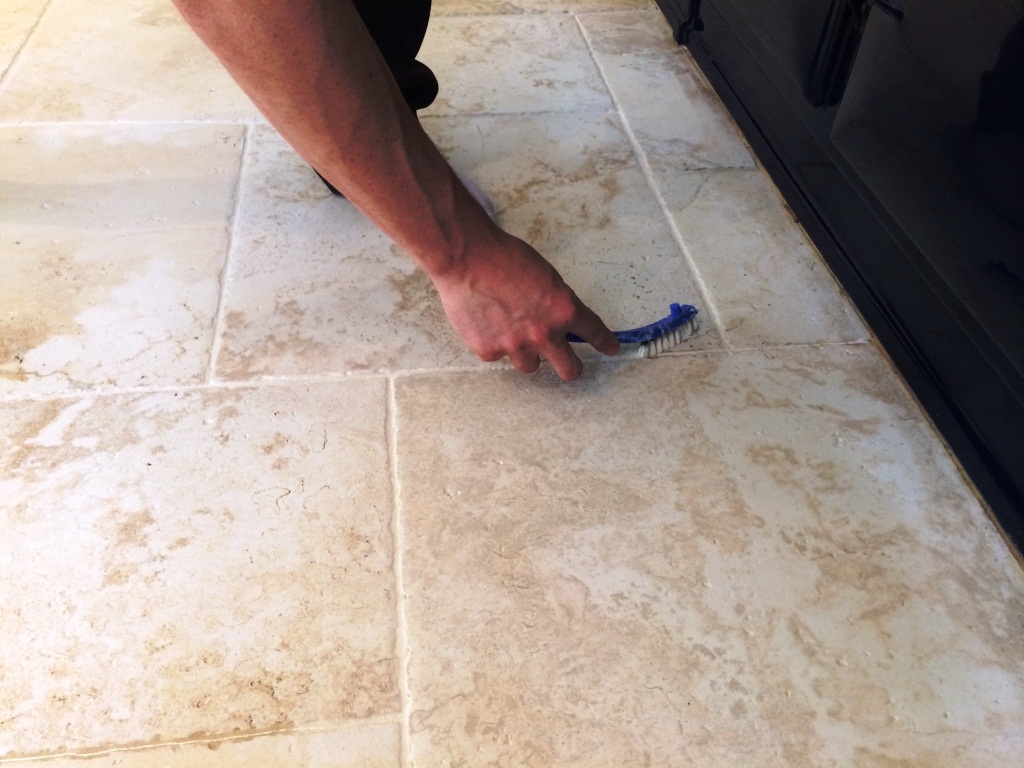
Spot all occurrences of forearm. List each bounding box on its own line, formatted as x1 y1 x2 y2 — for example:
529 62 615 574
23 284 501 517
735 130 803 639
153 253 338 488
173 0 619 379
171 0 499 277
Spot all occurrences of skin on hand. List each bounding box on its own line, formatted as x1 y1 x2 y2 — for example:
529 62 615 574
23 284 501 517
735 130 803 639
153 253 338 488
431 230 620 381
170 0 619 380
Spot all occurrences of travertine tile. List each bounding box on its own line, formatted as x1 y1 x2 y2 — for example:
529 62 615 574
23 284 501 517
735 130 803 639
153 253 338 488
0 0 256 121
216 115 715 379
662 169 869 347
433 0 654 13
212 124 477 379
0 124 242 395
420 14 613 116
580 10 756 171
0 382 397 757
0 0 48 81
12 725 399 767
431 113 719 351
395 347 1024 767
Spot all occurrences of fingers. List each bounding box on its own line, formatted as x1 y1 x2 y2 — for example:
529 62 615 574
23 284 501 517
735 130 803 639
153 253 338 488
493 299 614 381
489 343 576 380
568 304 620 358
508 350 541 375
542 342 584 381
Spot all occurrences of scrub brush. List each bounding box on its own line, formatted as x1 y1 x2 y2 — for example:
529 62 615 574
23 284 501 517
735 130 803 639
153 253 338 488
567 302 699 358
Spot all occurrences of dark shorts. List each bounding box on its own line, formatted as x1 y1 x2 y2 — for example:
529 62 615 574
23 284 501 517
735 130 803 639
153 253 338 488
353 0 438 110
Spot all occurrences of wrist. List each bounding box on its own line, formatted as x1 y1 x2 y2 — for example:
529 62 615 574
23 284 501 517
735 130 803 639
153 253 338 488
416 206 508 283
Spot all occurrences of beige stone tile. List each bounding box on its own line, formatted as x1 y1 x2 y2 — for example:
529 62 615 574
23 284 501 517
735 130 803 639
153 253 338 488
0 124 242 395
212 124 478 379
580 10 756 171
662 169 869 347
431 113 720 352
7 725 399 767
0 0 48 81
420 14 613 116
0 382 397 757
395 347 1024 767
215 116 716 380
433 0 654 13
0 0 255 121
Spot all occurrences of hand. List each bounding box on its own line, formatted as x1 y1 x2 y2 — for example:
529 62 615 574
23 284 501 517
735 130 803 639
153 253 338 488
430 231 620 381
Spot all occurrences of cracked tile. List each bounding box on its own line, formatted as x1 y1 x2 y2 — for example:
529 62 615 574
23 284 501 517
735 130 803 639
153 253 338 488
0 381 396 757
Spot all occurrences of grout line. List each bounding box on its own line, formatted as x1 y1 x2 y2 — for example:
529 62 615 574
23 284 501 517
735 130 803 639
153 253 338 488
430 8 656 20
205 123 252 385
0 0 56 93
0 341 875 405
0 342 873 405
574 13 733 351
386 376 414 768
0 716 403 764
1 110 604 128
0 118 260 127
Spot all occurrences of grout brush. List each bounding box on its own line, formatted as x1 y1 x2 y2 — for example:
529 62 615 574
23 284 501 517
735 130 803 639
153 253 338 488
567 302 699 359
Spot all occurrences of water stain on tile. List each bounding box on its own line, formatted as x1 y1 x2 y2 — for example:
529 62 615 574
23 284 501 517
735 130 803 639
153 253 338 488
1 124 242 394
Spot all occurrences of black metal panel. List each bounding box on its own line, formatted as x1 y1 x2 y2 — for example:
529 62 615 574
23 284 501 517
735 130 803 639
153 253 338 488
668 0 1024 552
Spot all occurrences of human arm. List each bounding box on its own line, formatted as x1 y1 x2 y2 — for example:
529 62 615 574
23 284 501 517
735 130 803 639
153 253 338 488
170 0 619 379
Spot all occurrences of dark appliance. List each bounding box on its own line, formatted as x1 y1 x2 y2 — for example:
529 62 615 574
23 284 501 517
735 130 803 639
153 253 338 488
656 0 1024 551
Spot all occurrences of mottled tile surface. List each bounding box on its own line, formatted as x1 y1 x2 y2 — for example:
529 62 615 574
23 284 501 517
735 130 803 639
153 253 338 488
0 382 397 757
581 10 755 172
432 112 721 351
19 726 399 768
216 115 716 379
213 124 477 379
420 14 613 116
0 124 243 395
395 349 1024 767
662 169 869 347
0 0 48 80
0 0 256 121
2 0 1021 763
434 0 655 14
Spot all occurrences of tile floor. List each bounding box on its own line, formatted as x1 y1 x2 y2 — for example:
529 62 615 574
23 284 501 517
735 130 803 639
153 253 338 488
1 0 1022 765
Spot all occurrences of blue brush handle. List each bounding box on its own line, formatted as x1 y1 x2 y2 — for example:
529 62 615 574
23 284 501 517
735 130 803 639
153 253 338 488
567 303 698 344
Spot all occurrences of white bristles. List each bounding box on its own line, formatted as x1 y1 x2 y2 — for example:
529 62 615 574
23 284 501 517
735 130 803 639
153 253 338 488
634 317 699 358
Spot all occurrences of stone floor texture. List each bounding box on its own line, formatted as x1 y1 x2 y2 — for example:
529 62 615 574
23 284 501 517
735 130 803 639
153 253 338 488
1 0 1022 766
